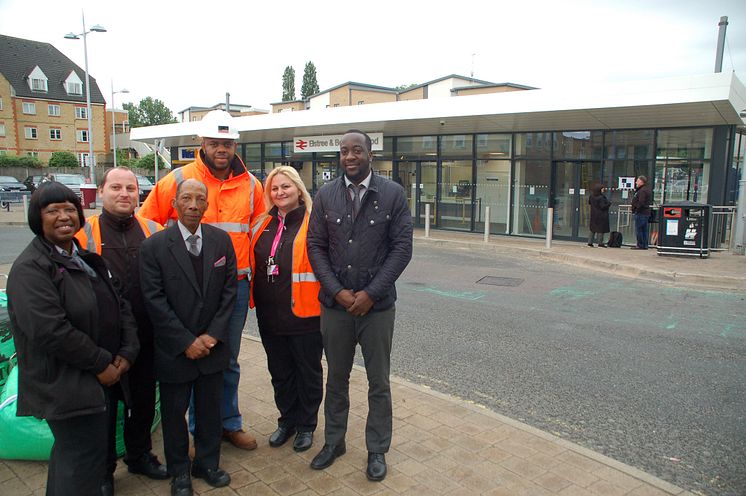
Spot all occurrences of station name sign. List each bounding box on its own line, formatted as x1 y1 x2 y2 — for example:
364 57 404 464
293 133 383 153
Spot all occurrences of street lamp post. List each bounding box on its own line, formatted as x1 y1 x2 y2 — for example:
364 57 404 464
65 11 106 184
111 82 129 167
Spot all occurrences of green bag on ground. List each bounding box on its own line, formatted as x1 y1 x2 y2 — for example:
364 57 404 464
0 291 15 389
0 366 54 460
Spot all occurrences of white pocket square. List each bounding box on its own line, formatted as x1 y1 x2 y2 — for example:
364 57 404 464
214 256 226 267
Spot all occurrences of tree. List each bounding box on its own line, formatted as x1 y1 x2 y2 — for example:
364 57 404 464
395 83 418 91
282 66 296 101
137 153 158 170
123 97 177 128
301 61 319 99
48 151 78 168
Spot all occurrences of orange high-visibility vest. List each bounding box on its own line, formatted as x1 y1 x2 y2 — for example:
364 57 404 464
138 152 265 279
75 214 163 254
248 210 320 318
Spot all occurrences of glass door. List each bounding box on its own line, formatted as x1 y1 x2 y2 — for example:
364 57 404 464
438 160 473 231
312 158 339 195
553 161 602 240
395 161 437 228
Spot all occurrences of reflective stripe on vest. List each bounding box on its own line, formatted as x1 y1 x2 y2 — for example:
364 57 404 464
82 222 97 252
206 221 250 233
292 272 318 283
140 217 162 236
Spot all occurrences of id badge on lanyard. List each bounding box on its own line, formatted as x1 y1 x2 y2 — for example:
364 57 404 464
267 215 284 281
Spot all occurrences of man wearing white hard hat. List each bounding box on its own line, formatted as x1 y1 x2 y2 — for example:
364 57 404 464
140 110 265 453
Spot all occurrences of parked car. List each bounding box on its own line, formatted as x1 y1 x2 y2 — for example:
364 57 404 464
53 173 87 198
136 174 154 203
0 176 28 192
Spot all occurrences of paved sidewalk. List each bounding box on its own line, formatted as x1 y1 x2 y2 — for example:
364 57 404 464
415 229 746 292
1 337 692 496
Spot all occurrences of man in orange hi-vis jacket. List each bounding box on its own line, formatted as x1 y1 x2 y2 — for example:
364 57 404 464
139 110 265 451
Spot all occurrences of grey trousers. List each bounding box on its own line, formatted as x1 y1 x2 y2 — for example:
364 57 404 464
320 305 395 453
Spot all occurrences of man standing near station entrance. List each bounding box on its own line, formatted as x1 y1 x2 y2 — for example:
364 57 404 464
75 167 167 495
139 110 265 451
307 130 413 481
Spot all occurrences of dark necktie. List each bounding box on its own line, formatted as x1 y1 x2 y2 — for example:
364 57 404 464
349 183 365 220
187 234 200 256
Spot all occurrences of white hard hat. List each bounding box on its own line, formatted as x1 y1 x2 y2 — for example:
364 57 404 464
198 110 239 140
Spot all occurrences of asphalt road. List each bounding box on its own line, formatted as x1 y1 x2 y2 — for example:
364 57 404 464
246 243 746 496
2 227 743 494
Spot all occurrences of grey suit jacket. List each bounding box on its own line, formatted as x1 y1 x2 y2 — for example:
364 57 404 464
139 223 237 383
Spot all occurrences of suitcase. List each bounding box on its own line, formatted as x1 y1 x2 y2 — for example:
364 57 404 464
607 231 623 248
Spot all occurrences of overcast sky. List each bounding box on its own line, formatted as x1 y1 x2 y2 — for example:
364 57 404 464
1 0 744 116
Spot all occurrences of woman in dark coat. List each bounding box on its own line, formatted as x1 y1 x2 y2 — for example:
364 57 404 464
6 182 139 496
588 183 611 247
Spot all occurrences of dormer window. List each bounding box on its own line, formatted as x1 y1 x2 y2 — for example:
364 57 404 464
65 71 84 96
27 66 48 93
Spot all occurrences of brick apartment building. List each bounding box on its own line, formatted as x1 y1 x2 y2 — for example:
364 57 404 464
0 34 107 166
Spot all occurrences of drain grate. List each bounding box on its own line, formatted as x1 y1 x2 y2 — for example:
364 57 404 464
476 276 524 287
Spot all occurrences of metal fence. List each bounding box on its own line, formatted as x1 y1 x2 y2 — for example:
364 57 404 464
615 204 736 251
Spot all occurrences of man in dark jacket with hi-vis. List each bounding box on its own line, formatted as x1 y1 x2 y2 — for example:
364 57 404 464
307 130 413 482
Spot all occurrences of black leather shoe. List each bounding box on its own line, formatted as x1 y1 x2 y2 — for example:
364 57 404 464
191 465 231 488
293 431 313 452
170 473 192 496
366 452 387 481
100 475 113 496
310 443 346 470
269 426 296 447
126 452 169 480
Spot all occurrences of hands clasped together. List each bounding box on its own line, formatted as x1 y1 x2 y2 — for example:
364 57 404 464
335 289 374 317
185 334 218 360
96 354 132 387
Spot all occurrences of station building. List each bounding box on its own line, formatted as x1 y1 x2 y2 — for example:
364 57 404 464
131 72 746 243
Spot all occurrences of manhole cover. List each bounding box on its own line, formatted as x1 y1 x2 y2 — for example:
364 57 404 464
476 276 524 287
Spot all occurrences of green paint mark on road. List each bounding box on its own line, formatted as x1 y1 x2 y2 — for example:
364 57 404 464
406 285 486 301
549 287 595 300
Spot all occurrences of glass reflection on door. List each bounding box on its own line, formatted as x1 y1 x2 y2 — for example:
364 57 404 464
439 160 472 230
554 161 602 239
420 161 437 227
397 161 418 222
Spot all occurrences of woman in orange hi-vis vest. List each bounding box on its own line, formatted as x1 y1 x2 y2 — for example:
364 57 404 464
249 166 322 453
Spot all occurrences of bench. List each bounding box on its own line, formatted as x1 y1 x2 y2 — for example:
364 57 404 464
0 191 30 212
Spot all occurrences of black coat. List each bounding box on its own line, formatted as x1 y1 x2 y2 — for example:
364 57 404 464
589 193 611 233
307 173 413 311
631 184 653 216
139 223 237 383
7 237 139 420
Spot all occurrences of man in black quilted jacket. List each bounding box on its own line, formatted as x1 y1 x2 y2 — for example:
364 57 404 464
307 130 413 482
631 175 653 249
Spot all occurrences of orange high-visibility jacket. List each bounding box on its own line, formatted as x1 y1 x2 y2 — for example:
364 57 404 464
248 210 320 318
138 152 265 279
75 214 163 254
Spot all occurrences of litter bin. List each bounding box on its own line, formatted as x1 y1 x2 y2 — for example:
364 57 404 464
80 184 97 209
657 201 711 258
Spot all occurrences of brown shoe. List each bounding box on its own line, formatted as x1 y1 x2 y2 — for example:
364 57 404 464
222 429 257 450
188 444 195 460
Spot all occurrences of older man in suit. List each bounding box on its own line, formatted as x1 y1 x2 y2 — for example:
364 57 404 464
140 178 237 496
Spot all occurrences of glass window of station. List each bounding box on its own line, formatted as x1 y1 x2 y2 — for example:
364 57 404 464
240 126 726 242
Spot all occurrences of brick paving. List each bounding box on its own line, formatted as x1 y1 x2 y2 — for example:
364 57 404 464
0 337 694 495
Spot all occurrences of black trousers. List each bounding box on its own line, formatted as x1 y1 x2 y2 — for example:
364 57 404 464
260 330 323 432
122 341 157 463
160 372 222 477
46 410 108 496
320 305 395 453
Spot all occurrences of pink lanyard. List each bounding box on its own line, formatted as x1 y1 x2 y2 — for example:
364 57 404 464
269 214 285 260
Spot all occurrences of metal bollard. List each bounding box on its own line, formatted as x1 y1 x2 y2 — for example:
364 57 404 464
424 203 431 238
484 206 490 243
23 194 29 220
545 207 553 249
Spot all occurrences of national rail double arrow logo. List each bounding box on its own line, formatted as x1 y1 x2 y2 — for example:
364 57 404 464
296 139 307 150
